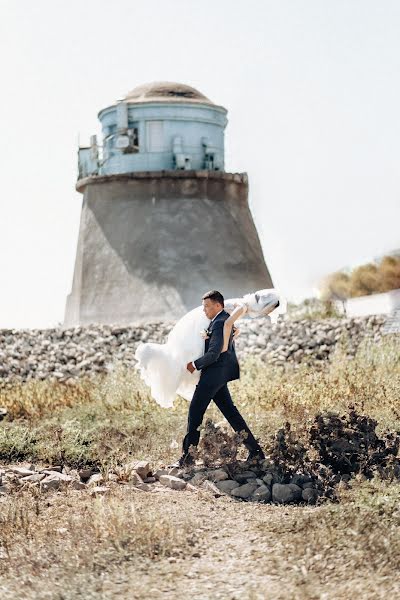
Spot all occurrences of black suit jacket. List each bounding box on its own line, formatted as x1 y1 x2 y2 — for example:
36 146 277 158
193 310 240 384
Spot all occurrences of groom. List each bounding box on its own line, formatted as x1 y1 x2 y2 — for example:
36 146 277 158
175 290 265 468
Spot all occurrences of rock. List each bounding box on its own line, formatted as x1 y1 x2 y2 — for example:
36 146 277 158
189 471 207 485
251 485 272 502
231 482 258 499
207 468 228 482
143 476 156 483
21 473 46 483
79 468 96 482
290 474 312 486
40 477 61 492
8 466 35 477
302 482 315 490
180 471 194 481
185 483 199 493
173 470 186 479
154 468 168 480
167 466 180 477
261 459 274 471
159 475 187 491
201 480 224 496
130 461 151 479
71 480 86 490
235 471 257 484
43 466 62 473
130 472 144 485
302 488 318 504
0 485 8 495
134 483 152 492
272 483 302 504
262 473 274 487
87 473 104 486
288 483 302 497
215 480 240 494
43 471 72 482
40 471 73 491
0 407 8 420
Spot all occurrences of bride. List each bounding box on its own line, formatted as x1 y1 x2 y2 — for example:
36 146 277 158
134 288 286 408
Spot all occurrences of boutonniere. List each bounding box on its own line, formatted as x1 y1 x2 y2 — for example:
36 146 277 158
200 327 211 340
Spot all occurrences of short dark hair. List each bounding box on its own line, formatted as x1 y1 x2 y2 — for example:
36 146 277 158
202 290 224 306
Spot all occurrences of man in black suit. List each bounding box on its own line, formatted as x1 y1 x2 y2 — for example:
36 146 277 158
176 290 265 467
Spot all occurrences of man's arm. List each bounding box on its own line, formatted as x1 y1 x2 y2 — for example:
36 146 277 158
193 321 224 370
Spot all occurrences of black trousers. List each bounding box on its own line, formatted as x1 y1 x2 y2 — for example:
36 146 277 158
182 376 263 456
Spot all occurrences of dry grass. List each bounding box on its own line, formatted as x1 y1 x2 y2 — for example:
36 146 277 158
0 486 200 600
0 335 399 598
233 335 400 435
0 487 197 568
0 336 399 470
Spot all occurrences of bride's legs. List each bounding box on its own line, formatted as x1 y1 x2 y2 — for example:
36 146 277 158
212 384 264 454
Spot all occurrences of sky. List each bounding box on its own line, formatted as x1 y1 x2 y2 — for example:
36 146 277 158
0 0 399 328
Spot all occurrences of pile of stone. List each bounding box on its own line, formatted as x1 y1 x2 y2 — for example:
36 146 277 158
158 462 320 504
0 314 388 387
0 459 320 505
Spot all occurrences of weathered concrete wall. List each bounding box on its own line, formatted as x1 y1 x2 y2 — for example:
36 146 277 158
65 171 273 326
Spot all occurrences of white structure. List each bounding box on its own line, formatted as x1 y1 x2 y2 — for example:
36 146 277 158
335 289 400 317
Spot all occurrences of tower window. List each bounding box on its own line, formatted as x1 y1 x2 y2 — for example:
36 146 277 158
128 127 139 148
120 125 139 154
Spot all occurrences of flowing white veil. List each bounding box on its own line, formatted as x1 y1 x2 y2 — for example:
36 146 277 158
135 288 286 408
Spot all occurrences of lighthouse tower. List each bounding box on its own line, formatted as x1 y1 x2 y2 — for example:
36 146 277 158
65 82 273 325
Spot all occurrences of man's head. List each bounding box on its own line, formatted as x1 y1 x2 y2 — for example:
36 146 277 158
202 290 224 320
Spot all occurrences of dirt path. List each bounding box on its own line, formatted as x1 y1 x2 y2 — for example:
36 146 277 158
98 485 398 600
1 474 398 600
98 490 290 600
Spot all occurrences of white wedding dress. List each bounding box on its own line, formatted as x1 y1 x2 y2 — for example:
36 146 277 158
134 288 286 408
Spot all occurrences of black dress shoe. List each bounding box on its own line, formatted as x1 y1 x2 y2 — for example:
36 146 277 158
168 454 195 469
179 453 195 467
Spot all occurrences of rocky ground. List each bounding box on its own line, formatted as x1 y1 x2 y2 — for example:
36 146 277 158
0 458 319 505
0 315 386 387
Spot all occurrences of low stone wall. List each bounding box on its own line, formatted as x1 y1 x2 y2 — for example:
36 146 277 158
0 315 388 387
237 314 385 365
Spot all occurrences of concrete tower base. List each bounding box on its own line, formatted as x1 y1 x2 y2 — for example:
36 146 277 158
65 171 273 325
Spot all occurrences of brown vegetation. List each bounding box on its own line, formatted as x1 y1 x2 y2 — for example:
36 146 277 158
321 254 400 299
